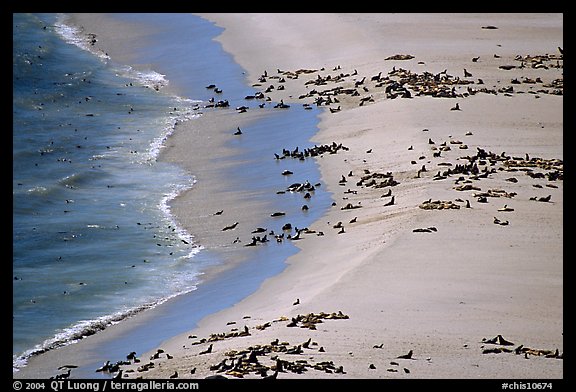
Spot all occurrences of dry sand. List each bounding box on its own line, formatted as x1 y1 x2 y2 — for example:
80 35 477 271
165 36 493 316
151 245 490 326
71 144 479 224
122 13 562 379
17 13 563 380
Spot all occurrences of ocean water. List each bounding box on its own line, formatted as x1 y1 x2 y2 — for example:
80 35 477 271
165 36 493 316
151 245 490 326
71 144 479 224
13 13 333 377
13 13 202 369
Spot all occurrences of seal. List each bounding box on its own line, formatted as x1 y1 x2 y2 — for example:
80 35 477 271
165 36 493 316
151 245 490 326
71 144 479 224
384 196 395 206
493 217 509 225
199 344 213 355
274 99 290 109
397 350 413 359
222 222 239 231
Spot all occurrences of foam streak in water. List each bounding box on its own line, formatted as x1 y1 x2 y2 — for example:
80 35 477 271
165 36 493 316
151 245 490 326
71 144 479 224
12 286 198 372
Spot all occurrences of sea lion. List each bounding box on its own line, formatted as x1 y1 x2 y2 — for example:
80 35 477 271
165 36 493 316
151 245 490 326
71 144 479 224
222 222 239 231
199 344 213 355
384 196 395 206
483 335 514 346
397 350 413 359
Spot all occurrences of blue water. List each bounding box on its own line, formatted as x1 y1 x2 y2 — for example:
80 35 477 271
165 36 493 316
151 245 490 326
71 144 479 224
13 13 333 377
13 13 201 368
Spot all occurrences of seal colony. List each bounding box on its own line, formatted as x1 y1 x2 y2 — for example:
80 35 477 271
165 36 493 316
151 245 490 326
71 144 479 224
152 45 565 252
169 49 564 252
19 13 562 380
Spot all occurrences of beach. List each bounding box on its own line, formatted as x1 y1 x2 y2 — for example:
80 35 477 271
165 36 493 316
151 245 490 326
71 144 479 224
15 13 563 381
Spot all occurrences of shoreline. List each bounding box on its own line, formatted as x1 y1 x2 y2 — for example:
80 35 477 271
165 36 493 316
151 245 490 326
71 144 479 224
14 13 333 379
14 13 563 380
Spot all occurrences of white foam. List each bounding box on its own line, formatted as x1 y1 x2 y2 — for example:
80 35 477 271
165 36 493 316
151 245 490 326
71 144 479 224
159 178 204 261
115 65 169 91
26 186 48 194
54 15 110 61
54 15 167 92
146 102 201 162
13 285 198 373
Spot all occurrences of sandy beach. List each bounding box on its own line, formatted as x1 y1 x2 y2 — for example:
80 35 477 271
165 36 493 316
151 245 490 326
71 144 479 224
132 13 563 379
15 13 563 381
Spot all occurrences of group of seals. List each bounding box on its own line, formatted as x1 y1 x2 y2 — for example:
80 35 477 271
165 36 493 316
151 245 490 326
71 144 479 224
123 310 350 379
480 334 562 359
411 126 562 232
